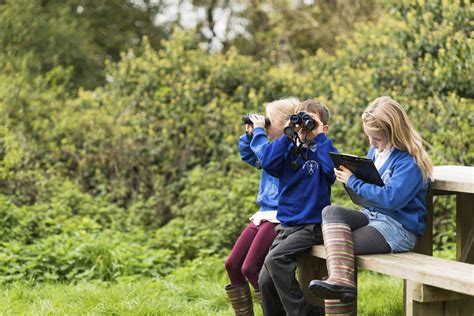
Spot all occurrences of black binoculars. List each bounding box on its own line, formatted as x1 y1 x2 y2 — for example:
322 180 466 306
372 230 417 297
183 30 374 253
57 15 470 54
242 114 271 127
284 112 318 138
289 112 318 131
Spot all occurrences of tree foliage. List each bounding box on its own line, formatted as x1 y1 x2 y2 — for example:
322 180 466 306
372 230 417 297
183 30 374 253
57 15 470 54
0 0 471 283
0 0 168 89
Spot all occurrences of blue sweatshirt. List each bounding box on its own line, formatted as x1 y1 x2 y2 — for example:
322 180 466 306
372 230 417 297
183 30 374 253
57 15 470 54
239 129 279 211
347 147 428 236
259 130 338 226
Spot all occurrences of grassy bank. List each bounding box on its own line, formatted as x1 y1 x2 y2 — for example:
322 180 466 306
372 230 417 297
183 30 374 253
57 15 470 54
0 256 405 315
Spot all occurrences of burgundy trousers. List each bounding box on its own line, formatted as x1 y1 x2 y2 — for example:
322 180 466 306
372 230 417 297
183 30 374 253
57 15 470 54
225 221 278 289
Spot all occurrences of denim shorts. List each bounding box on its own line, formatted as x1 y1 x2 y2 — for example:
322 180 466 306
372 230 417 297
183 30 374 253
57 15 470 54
360 209 417 253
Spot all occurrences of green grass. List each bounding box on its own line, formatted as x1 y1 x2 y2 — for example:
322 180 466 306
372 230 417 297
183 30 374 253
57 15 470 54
358 270 403 315
0 257 235 316
0 257 406 315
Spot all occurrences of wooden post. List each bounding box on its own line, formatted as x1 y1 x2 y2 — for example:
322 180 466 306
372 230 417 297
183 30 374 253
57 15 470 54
297 252 327 307
413 188 434 256
406 188 435 314
406 281 444 316
456 192 474 263
406 281 474 316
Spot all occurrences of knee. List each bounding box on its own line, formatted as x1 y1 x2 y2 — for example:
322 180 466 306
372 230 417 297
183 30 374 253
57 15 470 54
263 252 288 275
224 257 240 274
241 263 258 281
263 252 276 270
322 205 343 223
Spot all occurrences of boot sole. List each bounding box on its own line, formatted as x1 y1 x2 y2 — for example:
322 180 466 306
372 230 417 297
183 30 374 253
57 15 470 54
308 280 357 302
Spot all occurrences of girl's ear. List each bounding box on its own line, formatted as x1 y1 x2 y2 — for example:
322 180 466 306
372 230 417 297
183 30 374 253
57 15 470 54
323 125 329 133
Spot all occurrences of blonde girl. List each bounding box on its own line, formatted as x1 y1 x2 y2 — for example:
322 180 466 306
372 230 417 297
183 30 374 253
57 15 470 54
309 96 433 311
224 98 299 315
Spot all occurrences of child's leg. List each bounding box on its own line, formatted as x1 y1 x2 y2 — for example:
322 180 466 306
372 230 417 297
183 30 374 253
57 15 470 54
353 225 390 255
319 204 391 255
260 224 324 316
321 205 369 230
324 299 356 315
259 261 286 315
314 206 390 314
225 223 259 286
241 221 278 289
309 205 368 302
258 228 286 316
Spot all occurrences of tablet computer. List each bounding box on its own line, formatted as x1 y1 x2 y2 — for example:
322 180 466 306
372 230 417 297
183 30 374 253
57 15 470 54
329 152 384 207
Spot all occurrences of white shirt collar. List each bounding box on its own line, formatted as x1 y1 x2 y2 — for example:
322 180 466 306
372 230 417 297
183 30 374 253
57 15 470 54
375 146 394 158
374 146 394 170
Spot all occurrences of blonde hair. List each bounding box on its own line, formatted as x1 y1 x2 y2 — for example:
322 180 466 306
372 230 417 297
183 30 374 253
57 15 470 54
362 96 433 180
266 97 300 126
296 99 330 125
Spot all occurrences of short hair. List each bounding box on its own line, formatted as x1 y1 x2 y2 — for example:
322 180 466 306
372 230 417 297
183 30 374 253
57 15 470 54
295 99 330 125
266 97 300 125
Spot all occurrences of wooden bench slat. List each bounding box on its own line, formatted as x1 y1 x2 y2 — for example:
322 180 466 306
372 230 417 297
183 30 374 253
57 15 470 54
431 166 474 193
311 246 474 274
356 255 474 296
312 245 473 281
388 252 474 274
310 245 474 296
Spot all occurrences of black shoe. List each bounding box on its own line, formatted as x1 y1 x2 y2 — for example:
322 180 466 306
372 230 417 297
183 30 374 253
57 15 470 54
308 280 357 302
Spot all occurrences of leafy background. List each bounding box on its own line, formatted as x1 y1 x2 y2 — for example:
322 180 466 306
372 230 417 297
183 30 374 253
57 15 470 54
0 0 471 313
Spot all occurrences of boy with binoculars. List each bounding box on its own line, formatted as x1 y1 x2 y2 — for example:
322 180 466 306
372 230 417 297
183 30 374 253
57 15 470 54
258 99 338 316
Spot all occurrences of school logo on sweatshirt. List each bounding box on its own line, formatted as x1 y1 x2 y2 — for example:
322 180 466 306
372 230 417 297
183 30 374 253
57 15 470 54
303 160 319 175
381 169 392 185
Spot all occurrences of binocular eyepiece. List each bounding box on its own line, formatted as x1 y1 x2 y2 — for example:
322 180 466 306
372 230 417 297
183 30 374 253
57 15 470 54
242 114 271 127
289 112 318 131
284 112 318 138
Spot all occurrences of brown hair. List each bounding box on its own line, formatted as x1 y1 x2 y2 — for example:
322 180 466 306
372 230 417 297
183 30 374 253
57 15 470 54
295 99 330 125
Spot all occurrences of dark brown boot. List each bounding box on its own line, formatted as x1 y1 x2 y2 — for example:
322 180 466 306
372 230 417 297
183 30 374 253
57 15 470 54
225 283 254 316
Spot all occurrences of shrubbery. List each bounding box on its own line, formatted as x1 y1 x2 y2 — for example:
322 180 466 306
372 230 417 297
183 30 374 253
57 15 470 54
0 0 471 283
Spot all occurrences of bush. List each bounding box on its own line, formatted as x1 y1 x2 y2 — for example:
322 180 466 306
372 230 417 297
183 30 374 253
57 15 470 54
0 0 470 283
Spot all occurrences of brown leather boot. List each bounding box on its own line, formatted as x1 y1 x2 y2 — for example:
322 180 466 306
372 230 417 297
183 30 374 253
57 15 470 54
225 283 254 316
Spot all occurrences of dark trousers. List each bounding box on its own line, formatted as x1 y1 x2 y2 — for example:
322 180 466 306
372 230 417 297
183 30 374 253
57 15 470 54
259 224 323 316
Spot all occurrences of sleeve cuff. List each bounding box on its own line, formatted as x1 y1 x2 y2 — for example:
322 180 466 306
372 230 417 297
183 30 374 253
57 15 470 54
240 132 252 141
347 174 357 189
279 134 293 146
253 127 266 136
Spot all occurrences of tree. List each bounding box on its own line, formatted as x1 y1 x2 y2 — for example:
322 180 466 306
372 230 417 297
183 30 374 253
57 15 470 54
185 0 381 61
0 0 168 89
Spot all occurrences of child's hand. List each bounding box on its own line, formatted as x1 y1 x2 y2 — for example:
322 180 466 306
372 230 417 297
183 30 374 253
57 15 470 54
245 124 254 135
285 119 299 130
334 165 354 184
249 114 266 129
307 113 325 136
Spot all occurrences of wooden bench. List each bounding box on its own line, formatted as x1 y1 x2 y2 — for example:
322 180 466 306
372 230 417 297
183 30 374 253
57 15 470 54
298 166 474 315
298 245 474 315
